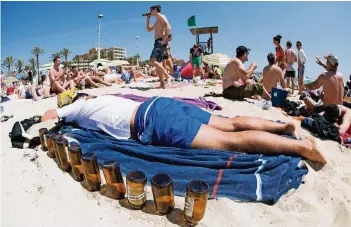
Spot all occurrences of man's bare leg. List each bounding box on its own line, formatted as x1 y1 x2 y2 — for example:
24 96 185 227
150 57 168 89
51 81 66 93
166 58 174 75
92 77 112 86
85 77 100 88
287 77 291 89
29 85 42 101
261 86 271 101
208 115 300 137
303 97 317 111
129 68 137 82
191 124 327 164
292 77 295 95
298 75 303 95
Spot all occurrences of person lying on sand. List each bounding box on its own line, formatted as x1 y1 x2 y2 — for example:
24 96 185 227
303 54 344 113
49 57 75 93
41 94 326 164
17 75 51 101
222 46 271 101
262 53 287 93
91 64 112 86
323 104 351 135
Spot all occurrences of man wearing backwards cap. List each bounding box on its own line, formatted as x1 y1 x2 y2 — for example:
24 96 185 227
145 5 172 89
303 54 344 113
222 46 271 100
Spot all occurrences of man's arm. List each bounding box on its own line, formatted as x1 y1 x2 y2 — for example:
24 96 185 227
237 61 257 81
305 74 324 90
41 109 58 122
316 57 327 70
338 105 351 134
146 15 155 32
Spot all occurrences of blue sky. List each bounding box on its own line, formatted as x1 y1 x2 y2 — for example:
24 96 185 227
2 1 351 80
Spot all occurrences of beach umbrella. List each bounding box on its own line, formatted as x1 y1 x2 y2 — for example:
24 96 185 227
89 59 111 68
109 60 130 66
4 77 19 83
203 53 231 66
40 61 63 71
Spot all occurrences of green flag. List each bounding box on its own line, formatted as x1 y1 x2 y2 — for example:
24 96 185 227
187 15 196 27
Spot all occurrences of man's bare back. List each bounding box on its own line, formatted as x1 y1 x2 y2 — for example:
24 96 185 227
321 71 344 106
262 64 286 93
222 59 246 89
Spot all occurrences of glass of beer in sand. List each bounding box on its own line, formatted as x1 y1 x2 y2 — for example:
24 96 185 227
81 152 101 192
151 174 175 214
68 145 84 181
39 128 48 151
126 170 147 209
183 180 210 226
45 132 56 158
100 160 126 199
56 138 71 172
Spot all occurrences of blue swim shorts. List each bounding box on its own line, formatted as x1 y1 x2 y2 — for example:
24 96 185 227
134 96 211 148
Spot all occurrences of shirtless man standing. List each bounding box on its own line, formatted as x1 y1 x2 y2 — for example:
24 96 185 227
49 57 75 93
262 53 286 93
285 41 297 94
146 5 172 89
222 46 271 101
303 54 344 113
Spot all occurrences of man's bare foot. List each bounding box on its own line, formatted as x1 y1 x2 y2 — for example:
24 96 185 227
158 81 165 89
302 137 327 164
285 120 301 138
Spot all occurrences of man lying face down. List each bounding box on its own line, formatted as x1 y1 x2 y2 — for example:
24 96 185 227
41 93 326 164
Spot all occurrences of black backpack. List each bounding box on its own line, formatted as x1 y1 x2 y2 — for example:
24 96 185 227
9 116 41 149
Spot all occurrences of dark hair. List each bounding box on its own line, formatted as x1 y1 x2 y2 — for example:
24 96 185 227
53 56 60 63
168 34 172 38
324 104 340 123
296 41 302 46
267 53 275 64
150 5 161 13
97 63 103 67
72 93 90 103
273 35 282 43
286 41 292 48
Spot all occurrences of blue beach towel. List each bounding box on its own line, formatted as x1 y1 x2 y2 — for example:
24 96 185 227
60 126 308 204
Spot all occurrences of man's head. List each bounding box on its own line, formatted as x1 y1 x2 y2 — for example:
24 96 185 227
97 63 103 68
150 5 161 16
324 54 339 71
296 41 302 50
286 41 292 48
324 104 340 123
21 75 29 84
236 45 251 62
53 57 61 67
193 43 199 50
267 53 275 65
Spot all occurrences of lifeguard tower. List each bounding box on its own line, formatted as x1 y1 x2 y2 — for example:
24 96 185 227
190 26 218 55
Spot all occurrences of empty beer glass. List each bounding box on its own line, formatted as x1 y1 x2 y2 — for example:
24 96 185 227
100 160 126 199
126 170 147 209
183 180 209 226
151 174 174 214
56 138 71 172
45 132 56 158
52 134 62 165
81 152 101 192
39 128 48 151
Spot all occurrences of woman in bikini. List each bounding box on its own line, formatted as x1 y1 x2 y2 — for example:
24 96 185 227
273 35 287 71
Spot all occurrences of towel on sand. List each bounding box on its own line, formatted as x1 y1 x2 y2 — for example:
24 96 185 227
112 93 222 111
60 126 307 204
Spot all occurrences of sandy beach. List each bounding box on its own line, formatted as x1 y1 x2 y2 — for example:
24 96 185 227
1 80 351 227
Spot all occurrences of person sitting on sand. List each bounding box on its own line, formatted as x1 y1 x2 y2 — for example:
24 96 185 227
303 54 344 113
17 75 51 101
262 53 286 93
49 57 75 93
91 64 112 86
41 94 326 164
222 46 271 101
320 104 351 135
70 67 100 89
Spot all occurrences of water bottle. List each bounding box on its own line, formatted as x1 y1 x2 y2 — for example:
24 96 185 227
81 79 86 90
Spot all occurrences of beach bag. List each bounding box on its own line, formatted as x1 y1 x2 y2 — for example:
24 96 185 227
57 90 77 108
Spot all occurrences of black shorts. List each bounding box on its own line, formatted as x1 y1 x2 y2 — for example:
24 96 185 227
285 71 296 78
150 38 166 63
314 104 324 113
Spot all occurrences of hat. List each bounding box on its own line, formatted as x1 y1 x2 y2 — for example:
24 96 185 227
324 54 338 66
236 46 251 56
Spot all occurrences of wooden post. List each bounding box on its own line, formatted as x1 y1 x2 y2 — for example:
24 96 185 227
210 32 213 54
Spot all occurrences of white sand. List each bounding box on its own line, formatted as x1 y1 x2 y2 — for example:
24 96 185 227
1 80 351 227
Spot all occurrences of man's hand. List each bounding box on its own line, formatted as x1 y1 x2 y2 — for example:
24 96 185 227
316 57 324 66
250 62 258 70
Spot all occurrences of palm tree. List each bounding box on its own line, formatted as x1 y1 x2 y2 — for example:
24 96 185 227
15 59 24 73
28 57 36 76
32 46 44 83
2 56 15 74
51 52 62 59
24 65 31 71
62 48 71 62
